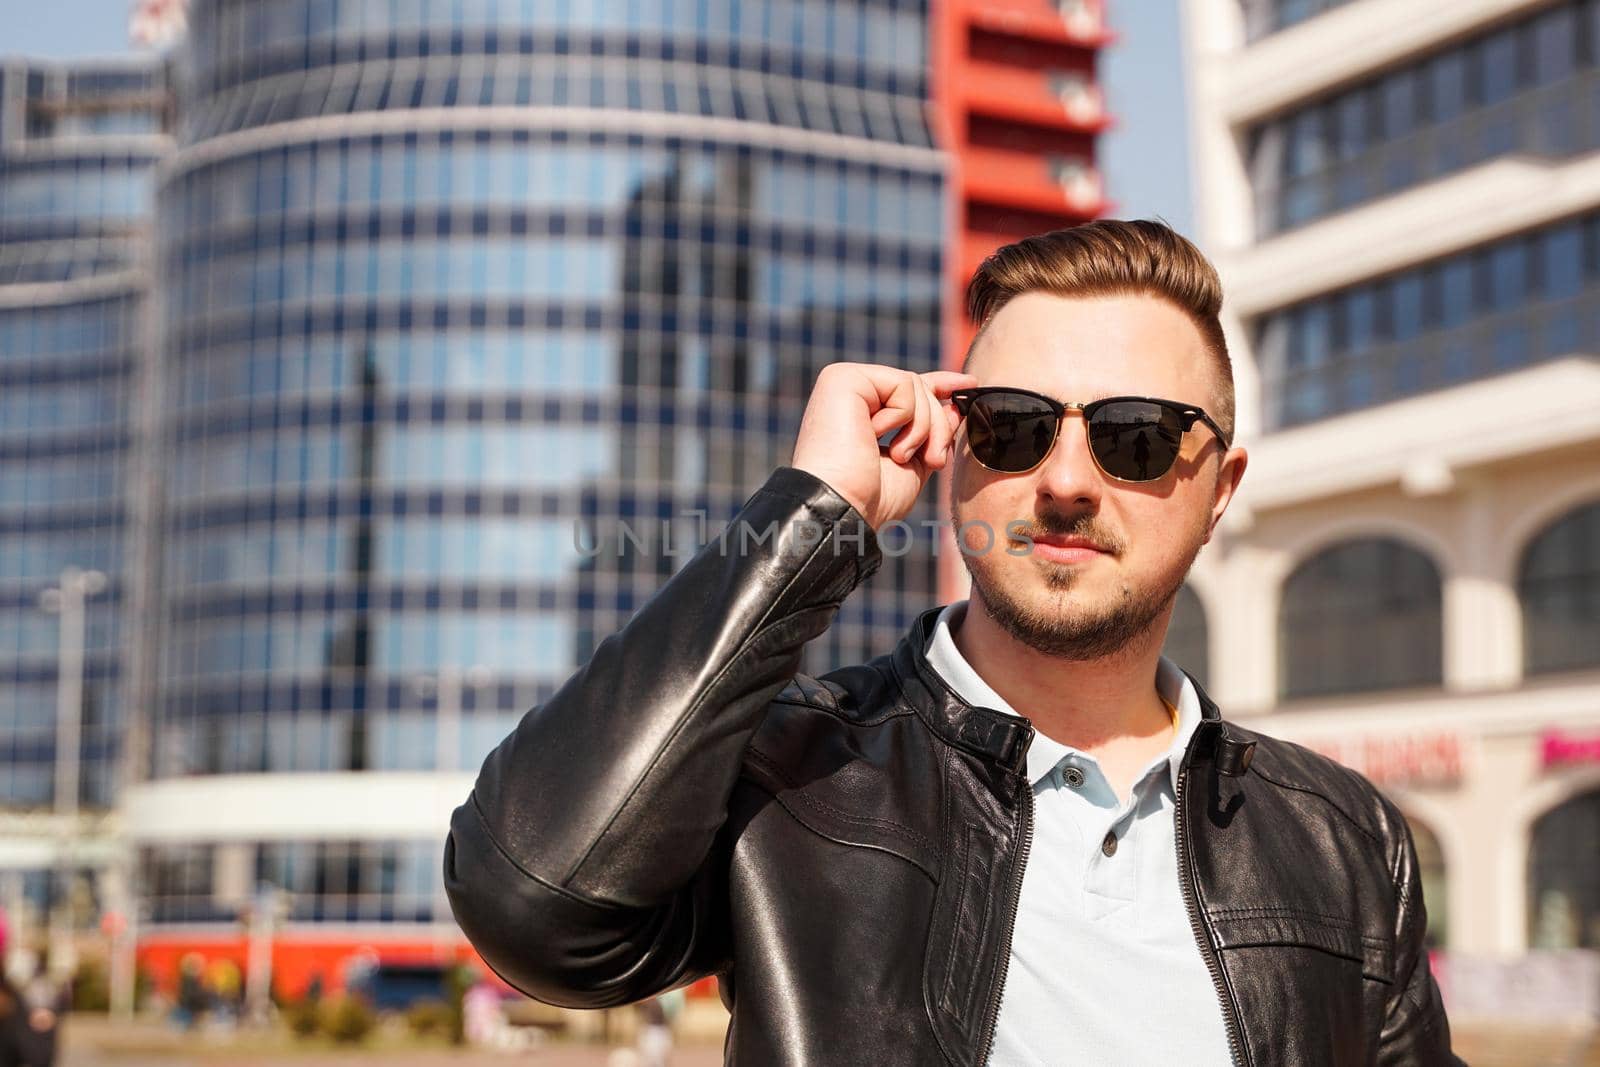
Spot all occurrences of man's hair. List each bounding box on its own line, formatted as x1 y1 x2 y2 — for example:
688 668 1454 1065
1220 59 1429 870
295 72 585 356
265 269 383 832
963 218 1235 445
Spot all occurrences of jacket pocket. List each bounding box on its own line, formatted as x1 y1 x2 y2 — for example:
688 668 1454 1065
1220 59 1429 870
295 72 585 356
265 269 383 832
921 818 1014 1066
1208 907 1394 984
938 824 997 1021
1208 907 1395 1065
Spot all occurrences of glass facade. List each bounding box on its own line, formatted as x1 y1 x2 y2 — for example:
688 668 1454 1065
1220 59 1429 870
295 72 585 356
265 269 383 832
0 59 170 813
1249 0 1600 236
143 0 943 923
141 839 446 924
181 0 931 146
1253 210 1600 429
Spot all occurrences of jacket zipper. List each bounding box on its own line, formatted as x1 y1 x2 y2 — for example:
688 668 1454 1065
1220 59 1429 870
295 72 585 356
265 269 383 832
1174 761 1250 1067
975 778 1034 1066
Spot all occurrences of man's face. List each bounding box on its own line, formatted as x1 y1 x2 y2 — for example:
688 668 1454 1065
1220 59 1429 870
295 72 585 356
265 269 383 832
949 291 1246 660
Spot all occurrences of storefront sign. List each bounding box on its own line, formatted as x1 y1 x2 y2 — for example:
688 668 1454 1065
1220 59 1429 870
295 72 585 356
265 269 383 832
1539 728 1600 770
1304 732 1464 788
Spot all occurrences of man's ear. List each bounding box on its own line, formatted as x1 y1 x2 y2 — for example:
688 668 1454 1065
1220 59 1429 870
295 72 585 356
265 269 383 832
1205 445 1248 542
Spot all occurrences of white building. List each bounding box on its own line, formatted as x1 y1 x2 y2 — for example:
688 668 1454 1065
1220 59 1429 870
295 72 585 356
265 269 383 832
1180 0 1600 999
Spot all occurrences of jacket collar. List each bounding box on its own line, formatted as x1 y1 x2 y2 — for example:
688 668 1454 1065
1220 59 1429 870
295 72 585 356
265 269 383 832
890 604 1232 779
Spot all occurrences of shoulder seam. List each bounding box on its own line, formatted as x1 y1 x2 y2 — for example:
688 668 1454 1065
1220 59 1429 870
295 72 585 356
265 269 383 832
1245 761 1385 849
744 746 940 853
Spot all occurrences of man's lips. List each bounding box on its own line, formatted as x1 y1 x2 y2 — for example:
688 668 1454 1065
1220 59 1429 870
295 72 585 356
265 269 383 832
1022 533 1112 563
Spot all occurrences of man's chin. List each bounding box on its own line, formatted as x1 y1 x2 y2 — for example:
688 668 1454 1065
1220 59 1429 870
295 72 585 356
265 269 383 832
986 601 1142 661
1017 553 1113 595
968 563 1167 659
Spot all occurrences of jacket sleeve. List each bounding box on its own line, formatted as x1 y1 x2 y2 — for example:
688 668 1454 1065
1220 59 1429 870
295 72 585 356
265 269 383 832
1376 798 1466 1066
443 466 882 1008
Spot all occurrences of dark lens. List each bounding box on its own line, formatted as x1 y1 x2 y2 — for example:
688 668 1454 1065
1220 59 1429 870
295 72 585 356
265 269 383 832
966 392 1059 472
1087 401 1183 481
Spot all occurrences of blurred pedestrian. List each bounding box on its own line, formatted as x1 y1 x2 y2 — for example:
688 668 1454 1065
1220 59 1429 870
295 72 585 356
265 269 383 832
633 996 672 1067
17 950 64 1067
0 910 53 1067
462 975 539 1052
340 946 379 1004
204 957 242 1031
0 974 48 1066
172 952 206 1031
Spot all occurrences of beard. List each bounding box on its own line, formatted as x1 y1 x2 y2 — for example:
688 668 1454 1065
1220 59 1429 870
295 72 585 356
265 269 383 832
951 497 1208 661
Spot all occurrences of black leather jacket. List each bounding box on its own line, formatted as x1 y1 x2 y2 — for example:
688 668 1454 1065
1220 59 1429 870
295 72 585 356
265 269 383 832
445 466 1464 1066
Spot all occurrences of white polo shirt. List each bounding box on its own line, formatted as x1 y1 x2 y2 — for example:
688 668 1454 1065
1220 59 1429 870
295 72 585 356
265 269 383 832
924 600 1236 1066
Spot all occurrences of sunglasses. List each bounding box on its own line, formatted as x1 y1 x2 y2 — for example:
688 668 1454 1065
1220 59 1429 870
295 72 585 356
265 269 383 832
950 387 1230 482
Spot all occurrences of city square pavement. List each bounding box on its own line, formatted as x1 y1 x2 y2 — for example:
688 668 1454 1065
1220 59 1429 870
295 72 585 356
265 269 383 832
58 1016 725 1067
63 1048 724 1067
54 1016 1600 1066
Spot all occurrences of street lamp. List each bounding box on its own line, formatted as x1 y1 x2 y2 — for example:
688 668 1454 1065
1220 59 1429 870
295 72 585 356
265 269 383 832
38 566 107 980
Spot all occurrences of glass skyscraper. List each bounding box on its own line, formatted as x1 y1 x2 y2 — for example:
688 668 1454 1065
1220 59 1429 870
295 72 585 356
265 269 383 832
134 0 946 977
0 56 171 928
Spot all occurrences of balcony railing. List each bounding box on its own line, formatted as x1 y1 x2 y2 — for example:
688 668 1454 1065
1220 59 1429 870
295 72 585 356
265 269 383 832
963 0 1111 47
961 58 1109 132
1255 71 1600 238
963 144 1105 216
1265 288 1598 430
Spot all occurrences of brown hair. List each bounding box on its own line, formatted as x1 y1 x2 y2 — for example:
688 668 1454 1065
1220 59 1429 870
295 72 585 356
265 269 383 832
964 218 1235 444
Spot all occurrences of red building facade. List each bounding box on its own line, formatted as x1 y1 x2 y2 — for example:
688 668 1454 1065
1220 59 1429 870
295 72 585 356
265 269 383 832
932 0 1115 596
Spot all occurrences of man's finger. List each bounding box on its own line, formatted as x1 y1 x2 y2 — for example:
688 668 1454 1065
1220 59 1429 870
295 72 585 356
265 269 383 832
896 375 930 463
871 404 913 435
921 370 981 396
919 375 952 466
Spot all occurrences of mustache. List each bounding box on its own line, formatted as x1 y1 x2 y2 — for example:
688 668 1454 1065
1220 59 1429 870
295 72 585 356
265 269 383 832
1006 513 1124 556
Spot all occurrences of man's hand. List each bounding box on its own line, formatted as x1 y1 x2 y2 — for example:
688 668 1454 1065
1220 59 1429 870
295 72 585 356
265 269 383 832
792 363 978 531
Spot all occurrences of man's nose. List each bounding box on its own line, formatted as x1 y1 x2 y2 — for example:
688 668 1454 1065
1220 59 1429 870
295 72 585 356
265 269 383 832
1035 412 1103 510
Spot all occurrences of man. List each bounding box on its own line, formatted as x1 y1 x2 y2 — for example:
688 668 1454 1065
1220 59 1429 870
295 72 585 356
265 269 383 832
0 913 55 1067
445 220 1462 1065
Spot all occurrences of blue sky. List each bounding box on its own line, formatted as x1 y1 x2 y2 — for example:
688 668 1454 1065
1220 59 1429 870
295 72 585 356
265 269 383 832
1100 0 1196 237
3 0 1195 235
3 1 135 60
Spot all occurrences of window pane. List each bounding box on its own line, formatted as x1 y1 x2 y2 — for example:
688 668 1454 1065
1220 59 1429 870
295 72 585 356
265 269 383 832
1528 789 1600 950
1541 222 1583 299
1280 539 1443 699
1520 500 1600 675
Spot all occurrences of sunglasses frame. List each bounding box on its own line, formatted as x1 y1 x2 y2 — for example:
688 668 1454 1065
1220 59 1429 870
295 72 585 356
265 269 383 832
949 386 1232 481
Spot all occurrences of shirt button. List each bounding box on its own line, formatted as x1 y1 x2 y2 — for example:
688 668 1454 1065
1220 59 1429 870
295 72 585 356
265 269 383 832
1101 831 1118 857
1062 765 1085 787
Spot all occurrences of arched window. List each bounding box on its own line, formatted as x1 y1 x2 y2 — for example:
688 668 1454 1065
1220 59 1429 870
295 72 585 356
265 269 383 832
1528 788 1600 949
1162 584 1210 690
1279 538 1442 700
1519 499 1600 676
1408 815 1449 950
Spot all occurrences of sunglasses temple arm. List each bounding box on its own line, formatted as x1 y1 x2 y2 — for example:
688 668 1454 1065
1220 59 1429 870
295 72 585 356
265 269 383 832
1185 410 1230 448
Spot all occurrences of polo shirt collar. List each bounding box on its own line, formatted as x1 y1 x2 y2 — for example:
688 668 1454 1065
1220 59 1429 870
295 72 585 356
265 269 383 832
923 600 1204 795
